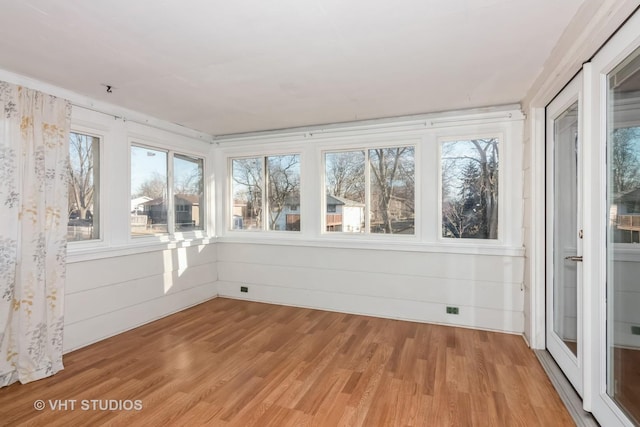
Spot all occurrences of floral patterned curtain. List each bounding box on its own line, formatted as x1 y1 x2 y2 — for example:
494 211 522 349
0 81 70 387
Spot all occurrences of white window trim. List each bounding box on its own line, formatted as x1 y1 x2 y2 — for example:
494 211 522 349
437 132 506 245
66 126 104 248
320 142 419 239
67 105 213 263
227 150 304 234
216 108 523 256
129 140 207 243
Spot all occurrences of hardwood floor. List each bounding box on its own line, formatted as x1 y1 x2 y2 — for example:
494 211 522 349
0 298 574 426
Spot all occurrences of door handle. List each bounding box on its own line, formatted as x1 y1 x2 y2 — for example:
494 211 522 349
564 255 583 262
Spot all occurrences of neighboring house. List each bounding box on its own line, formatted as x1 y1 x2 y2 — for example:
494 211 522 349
271 194 365 232
131 196 152 213
612 188 640 242
325 194 365 232
174 194 201 229
138 194 201 229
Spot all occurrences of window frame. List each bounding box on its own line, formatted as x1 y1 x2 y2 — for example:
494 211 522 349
437 132 505 245
173 152 206 234
320 140 419 240
216 109 522 256
129 140 207 241
228 152 303 233
67 125 104 247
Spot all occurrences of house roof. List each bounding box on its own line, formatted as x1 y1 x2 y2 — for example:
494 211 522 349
327 194 364 207
615 188 640 202
142 194 200 207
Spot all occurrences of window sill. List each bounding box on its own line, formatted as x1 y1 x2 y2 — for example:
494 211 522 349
66 235 216 263
217 234 524 257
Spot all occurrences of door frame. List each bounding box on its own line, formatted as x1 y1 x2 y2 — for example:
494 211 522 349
583 9 640 426
545 73 584 396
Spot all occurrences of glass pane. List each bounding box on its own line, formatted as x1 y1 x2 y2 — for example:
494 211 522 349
231 158 263 230
131 146 168 236
67 132 99 241
324 151 365 233
174 154 204 231
441 139 499 239
607 45 640 424
266 154 300 231
369 147 415 234
553 102 579 356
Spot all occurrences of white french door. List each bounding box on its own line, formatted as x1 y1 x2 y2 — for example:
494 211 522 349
546 73 583 396
585 9 640 425
541 7 640 426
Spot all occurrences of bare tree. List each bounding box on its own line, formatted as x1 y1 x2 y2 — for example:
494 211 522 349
325 151 365 201
68 133 97 220
612 127 640 194
231 156 300 230
370 147 415 233
267 155 300 230
442 138 499 239
134 172 167 199
232 158 264 228
175 156 203 196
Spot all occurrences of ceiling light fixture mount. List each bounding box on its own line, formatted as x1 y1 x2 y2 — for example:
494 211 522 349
101 83 115 94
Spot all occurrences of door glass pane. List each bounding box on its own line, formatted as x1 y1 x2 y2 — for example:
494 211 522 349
554 102 579 356
607 45 640 424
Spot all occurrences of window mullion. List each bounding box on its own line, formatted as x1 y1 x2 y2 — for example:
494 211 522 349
263 156 269 231
364 149 371 234
167 151 175 234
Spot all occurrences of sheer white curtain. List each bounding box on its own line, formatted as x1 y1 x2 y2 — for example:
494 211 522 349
0 81 70 387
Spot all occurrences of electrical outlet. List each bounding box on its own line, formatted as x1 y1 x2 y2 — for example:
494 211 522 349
446 306 459 315
631 325 640 335
240 286 248 293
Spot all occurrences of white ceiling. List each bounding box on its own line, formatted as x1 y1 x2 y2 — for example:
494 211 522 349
0 0 585 136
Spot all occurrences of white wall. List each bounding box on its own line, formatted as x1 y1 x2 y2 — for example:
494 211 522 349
65 244 217 352
217 243 523 333
215 107 526 334
62 105 219 351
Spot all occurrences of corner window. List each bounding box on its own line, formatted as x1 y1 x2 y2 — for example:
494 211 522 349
441 138 499 239
324 146 415 235
68 131 100 241
131 145 205 237
231 154 301 231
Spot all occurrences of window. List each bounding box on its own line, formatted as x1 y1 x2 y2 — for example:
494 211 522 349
131 145 205 236
231 154 301 231
324 146 415 234
441 138 499 239
174 154 204 231
68 132 100 241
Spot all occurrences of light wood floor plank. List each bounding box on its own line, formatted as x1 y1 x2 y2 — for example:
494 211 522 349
0 298 574 426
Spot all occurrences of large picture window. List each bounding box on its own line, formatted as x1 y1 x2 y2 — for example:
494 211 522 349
68 131 100 241
441 138 499 239
231 154 301 231
324 146 415 235
131 145 205 236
